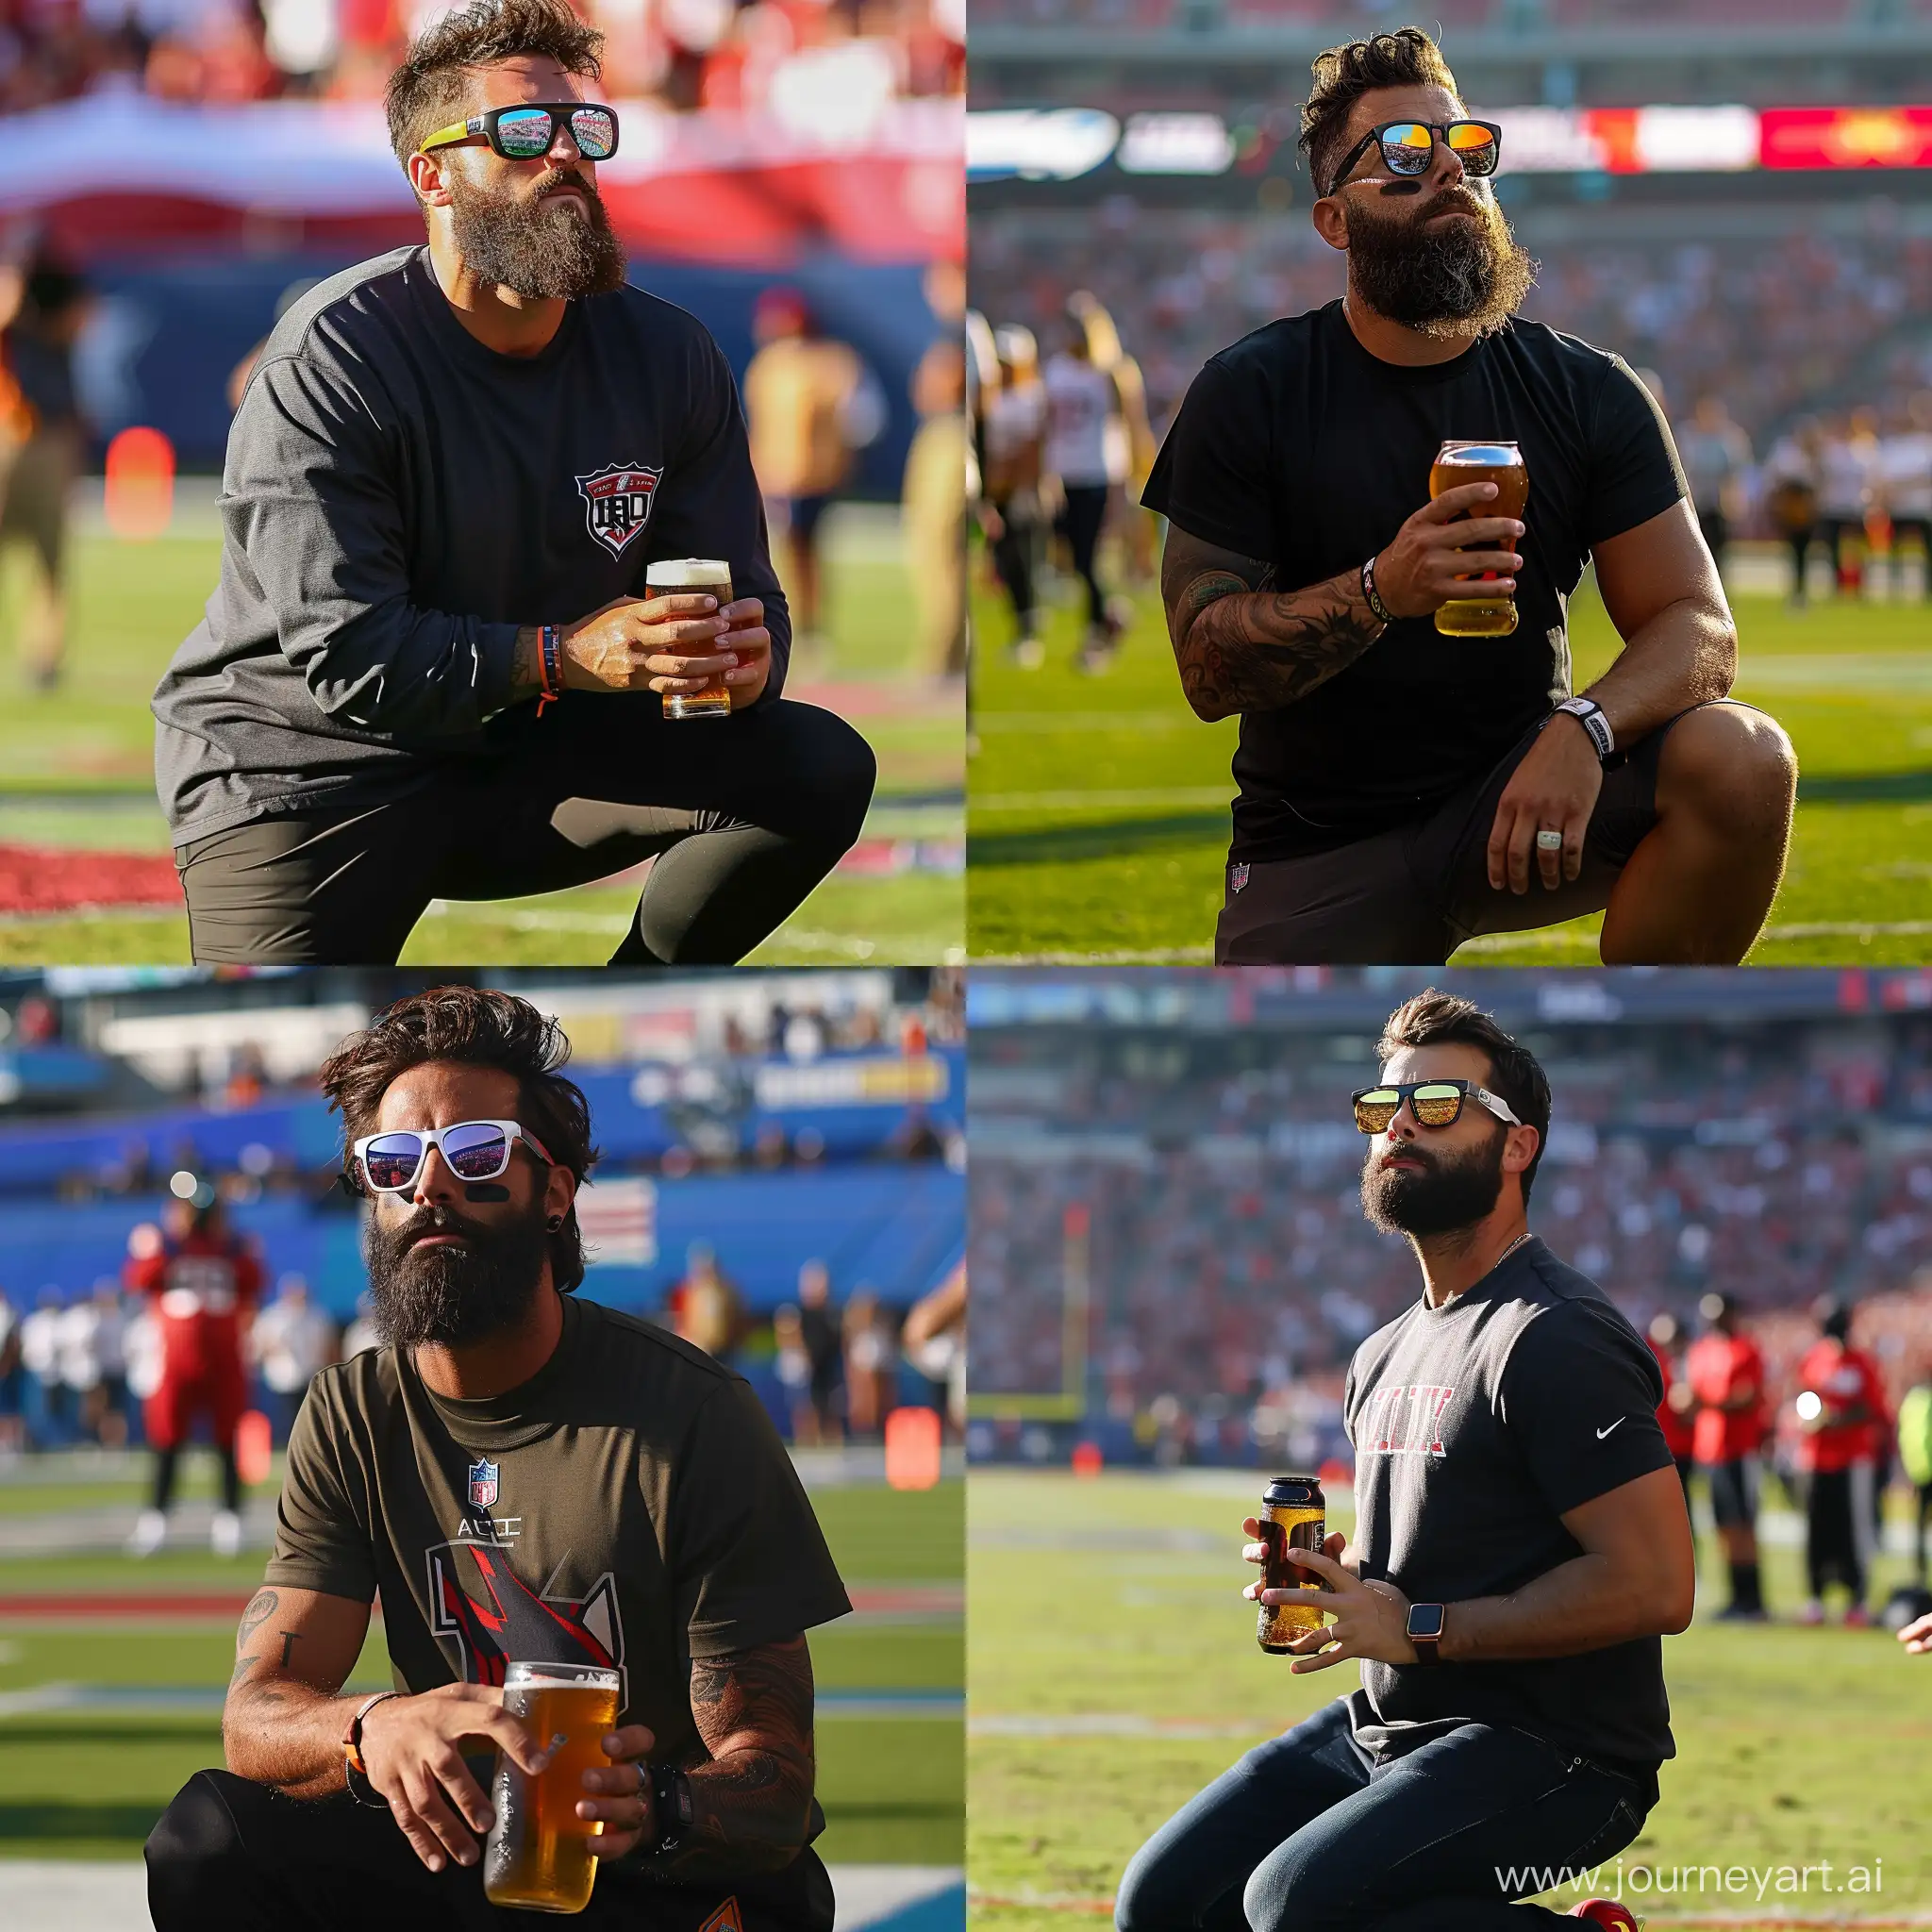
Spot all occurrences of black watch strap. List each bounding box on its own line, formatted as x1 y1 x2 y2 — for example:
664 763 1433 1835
649 1762 694 1855
1554 694 1614 762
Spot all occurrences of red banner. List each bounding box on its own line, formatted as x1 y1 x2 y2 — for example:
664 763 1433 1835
1759 106 1932 170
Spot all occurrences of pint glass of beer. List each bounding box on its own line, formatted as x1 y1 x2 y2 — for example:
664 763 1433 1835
1256 1474 1329 1654
1428 441 1528 637
645 558 735 721
482 1660 622 1914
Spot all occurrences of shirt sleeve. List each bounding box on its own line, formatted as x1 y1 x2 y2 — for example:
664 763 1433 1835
636 328 791 707
225 352 523 736
669 1377 853 1657
1139 355 1279 562
1583 356 1689 548
1498 1301 1675 1517
261 1371 379 1602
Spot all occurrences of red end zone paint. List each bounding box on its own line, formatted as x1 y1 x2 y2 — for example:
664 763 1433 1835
0 846 183 915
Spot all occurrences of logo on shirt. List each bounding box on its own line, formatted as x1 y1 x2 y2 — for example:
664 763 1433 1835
700 1900 744 1932
575 460 664 558
1229 863 1249 894
1357 1382 1456 1457
467 1458 500 1510
1596 1417 1627 1441
426 1537 628 1710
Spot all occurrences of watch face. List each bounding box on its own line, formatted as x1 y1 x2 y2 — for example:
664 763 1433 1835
1408 1605 1446 1641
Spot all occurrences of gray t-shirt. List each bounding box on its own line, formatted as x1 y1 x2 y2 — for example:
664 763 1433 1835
1341 1238 1674 1782
154 246 788 845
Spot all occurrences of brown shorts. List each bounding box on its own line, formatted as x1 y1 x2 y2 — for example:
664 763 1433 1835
1213 704 1728 965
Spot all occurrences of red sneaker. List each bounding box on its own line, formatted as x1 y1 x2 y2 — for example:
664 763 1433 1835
1568 1904 1641 1930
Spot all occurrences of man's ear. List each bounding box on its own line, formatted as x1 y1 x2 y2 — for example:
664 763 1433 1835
1310 192 1349 253
1502 1124 1540 1176
543 1163 577 1230
406 148 456 210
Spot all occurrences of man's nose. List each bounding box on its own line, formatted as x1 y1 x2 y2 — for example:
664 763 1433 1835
1433 134 1467 189
410 1145 461 1206
547 123 584 166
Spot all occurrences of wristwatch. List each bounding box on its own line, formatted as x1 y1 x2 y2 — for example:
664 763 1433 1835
1554 694 1615 762
648 1762 695 1856
342 1690 399 1807
1405 1604 1447 1666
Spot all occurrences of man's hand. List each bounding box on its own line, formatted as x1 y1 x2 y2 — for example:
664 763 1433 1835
1899 1611 1932 1656
1246 1545 1418 1675
358 1683 555 1874
1487 713 1604 894
558 594 772 705
581 1724 659 1862
1240 1521 1355 1581
1371 482 1524 621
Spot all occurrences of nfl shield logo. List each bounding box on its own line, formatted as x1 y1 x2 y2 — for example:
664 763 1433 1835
1230 862 1249 894
575 461 664 558
467 1459 499 1510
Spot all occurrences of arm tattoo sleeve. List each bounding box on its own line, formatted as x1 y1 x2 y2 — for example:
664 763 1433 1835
1160 527 1387 722
652 1637 817 1879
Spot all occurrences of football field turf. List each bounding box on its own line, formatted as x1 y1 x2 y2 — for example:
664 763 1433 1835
0 517 963 964
969 1470 1931 1930
0 1457 963 1873
968 558 1932 964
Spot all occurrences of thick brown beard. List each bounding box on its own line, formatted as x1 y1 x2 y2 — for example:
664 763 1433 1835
1360 1124 1507 1240
1343 184 1537 342
445 162 628 302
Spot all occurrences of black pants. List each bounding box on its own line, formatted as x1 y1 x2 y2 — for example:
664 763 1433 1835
1786 524 1815 599
1115 1699 1649 1931
1058 484 1110 628
147 1769 835 1932
1804 1464 1874 1602
1917 1481 1932 1584
989 493 1040 637
175 699 875 965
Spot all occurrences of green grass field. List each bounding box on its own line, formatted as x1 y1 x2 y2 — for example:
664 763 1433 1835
0 523 962 964
968 556 1932 964
0 1461 962 1870
969 1470 1932 1930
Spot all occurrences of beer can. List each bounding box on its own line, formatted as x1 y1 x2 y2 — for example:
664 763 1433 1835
1256 1474 1327 1654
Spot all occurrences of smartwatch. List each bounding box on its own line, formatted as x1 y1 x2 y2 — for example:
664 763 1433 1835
1554 694 1615 762
648 1762 695 1856
1405 1603 1447 1665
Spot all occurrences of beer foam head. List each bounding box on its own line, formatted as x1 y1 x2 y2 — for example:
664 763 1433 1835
1437 442 1521 467
645 558 732 588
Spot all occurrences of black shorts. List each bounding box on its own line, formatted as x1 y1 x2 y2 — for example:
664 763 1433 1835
1705 1457 1760 1529
1215 704 1707 965
175 698 874 965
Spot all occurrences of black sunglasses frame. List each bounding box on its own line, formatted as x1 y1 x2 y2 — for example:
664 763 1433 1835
420 101 620 163
1351 1078 1524 1134
1326 119 1503 196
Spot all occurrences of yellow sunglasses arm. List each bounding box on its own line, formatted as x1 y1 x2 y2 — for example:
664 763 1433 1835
418 116 480 154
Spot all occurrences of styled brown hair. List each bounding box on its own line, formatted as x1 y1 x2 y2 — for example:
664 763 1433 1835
1300 25 1461 198
320 985 600 1291
385 0 604 172
1375 988 1551 1204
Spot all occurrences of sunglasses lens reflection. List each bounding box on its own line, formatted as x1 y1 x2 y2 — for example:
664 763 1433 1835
1410 1085 1465 1126
1354 1091 1401 1134
442 1124 510 1179
497 107 557 156
570 108 617 158
363 1135 425 1191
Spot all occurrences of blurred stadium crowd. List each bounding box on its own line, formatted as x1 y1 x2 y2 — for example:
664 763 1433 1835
968 988 1932 1508
0 967 966 1462
0 0 962 114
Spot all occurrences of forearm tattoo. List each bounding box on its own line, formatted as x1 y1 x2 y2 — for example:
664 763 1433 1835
655 1637 817 1878
1161 531 1386 720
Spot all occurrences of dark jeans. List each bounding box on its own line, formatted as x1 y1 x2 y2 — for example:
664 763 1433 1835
1058 484 1110 627
148 1768 836 1932
989 494 1040 636
175 698 875 965
1115 1699 1649 1932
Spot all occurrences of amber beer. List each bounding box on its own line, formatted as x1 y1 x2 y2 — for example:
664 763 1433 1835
1428 441 1528 637
482 1661 621 1913
646 558 734 721
1256 1474 1328 1653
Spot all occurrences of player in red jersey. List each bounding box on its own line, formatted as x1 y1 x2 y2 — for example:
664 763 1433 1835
1647 1310 1695 1497
125 1181 264 1557
1793 1301 1890 1626
1684 1291 1769 1619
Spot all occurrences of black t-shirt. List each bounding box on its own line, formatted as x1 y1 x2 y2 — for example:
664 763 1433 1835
1341 1237 1675 1782
1141 303 1686 861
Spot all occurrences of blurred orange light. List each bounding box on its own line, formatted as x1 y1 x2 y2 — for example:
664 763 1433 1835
884 1405 943 1490
104 425 175 541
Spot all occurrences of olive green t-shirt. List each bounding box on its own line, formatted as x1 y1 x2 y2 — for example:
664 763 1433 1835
265 1293 851 1770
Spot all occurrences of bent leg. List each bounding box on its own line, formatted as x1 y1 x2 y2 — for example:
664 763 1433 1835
146 1768 469 1932
1114 1699 1369 1932
1241 1725 1647 1932
1600 701 1796 963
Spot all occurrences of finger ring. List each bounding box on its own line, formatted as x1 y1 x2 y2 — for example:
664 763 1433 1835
1535 828 1563 851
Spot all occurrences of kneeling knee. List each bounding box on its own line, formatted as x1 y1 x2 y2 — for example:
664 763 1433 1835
803 715 877 845
1243 1850 1354 1932
146 1772 245 1928
1663 703 1796 840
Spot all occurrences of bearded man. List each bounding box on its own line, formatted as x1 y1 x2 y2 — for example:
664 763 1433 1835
153 0 874 965
145 986 852 1932
1113 990 1694 1932
1143 26 1795 966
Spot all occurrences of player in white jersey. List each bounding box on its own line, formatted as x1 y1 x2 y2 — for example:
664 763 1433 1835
1878 391 1932 600
1043 314 1128 671
1818 407 1882 595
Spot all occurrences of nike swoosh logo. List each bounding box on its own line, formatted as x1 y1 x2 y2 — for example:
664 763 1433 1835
1596 1418 1627 1440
